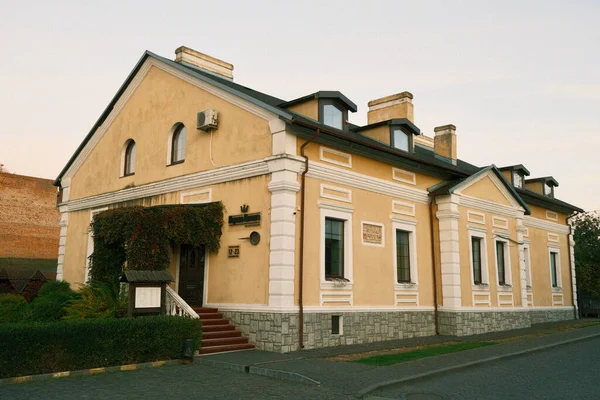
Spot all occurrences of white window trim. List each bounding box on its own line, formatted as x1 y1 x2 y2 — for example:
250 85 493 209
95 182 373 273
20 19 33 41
523 244 533 290
468 229 489 289
319 146 352 168
320 206 353 289
548 246 562 290
320 184 352 203
361 221 385 247
392 220 418 289
493 237 512 288
85 207 108 283
166 123 185 165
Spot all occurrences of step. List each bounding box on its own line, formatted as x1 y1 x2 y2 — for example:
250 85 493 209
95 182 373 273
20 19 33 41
203 324 235 333
199 313 223 320
201 337 249 348
198 343 255 355
201 319 230 326
203 330 242 340
193 307 219 314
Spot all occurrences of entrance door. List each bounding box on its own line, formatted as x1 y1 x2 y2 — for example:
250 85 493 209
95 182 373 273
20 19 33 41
178 244 206 306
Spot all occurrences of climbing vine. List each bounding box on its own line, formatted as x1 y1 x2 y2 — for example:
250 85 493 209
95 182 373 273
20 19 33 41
89 203 223 290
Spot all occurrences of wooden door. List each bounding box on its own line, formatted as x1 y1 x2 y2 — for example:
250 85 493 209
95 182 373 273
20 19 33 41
178 244 205 306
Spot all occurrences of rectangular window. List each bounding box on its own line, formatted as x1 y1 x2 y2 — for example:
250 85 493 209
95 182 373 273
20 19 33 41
396 230 411 283
550 252 558 287
325 218 344 278
331 315 341 335
524 247 532 288
496 241 506 285
392 128 410 152
513 172 523 188
472 237 482 284
544 183 553 196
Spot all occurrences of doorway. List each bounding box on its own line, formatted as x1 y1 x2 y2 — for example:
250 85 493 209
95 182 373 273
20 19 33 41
178 244 206 306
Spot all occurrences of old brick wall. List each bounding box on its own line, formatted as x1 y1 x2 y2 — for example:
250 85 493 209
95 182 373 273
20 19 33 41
0 173 60 259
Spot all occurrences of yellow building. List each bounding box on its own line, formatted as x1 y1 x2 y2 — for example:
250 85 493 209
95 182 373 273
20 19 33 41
55 46 583 352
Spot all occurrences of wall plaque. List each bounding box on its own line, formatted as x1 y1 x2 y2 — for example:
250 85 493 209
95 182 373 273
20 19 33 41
228 212 261 226
362 223 383 245
228 245 240 258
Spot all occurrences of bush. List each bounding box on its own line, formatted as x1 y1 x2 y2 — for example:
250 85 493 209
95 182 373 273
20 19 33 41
28 281 81 322
64 284 128 319
0 316 203 378
0 294 30 323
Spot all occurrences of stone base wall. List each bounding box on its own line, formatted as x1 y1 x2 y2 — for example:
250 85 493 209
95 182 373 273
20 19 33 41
530 309 575 325
438 310 532 336
221 310 435 353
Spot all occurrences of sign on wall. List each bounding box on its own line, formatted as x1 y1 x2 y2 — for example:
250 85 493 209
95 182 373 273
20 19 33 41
362 223 383 245
228 245 240 258
228 213 261 226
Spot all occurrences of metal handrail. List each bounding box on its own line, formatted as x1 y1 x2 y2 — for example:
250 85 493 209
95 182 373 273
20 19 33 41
165 286 199 318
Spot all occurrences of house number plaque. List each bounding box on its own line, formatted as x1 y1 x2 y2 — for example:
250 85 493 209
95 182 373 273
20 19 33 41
228 245 240 258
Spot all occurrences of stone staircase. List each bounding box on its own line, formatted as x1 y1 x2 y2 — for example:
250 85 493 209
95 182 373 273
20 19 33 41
194 307 254 355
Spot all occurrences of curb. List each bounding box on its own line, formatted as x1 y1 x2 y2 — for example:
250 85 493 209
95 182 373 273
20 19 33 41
197 358 320 386
0 359 183 386
357 331 600 398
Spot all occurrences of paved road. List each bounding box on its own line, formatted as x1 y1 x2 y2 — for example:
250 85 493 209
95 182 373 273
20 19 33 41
374 336 600 400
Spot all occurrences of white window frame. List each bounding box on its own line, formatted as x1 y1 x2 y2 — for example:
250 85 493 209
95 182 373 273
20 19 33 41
392 219 418 289
468 229 489 289
120 139 136 177
167 123 186 165
85 207 108 283
493 237 512 288
523 244 533 289
320 204 353 289
548 246 562 290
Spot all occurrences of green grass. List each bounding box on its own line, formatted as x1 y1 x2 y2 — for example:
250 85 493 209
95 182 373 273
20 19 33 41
354 342 496 366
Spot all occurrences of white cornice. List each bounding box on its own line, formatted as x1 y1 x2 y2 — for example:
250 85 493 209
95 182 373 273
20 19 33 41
523 216 570 234
306 161 429 204
459 195 520 218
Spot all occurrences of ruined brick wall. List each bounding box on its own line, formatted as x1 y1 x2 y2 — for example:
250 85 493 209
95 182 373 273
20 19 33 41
0 173 60 259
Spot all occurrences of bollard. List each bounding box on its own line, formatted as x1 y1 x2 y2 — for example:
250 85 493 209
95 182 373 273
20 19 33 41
183 338 195 362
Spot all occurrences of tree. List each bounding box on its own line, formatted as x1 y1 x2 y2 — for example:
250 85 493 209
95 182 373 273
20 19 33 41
573 212 600 299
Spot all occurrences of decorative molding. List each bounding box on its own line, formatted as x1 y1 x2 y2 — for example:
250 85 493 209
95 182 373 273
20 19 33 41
436 195 462 308
492 216 509 230
361 221 385 247
320 184 352 203
523 216 570 234
319 146 352 168
546 210 559 221
439 306 575 313
320 291 353 306
180 188 212 204
498 291 514 307
392 168 416 185
395 291 419 306
547 233 560 243
390 215 418 226
460 195 520 218
467 210 485 225
455 170 524 211
318 201 354 213
472 290 491 307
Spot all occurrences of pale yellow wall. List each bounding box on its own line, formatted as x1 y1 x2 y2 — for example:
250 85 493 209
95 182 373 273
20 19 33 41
62 175 272 305
525 181 543 195
461 176 512 207
286 99 319 121
68 66 272 201
528 204 567 224
500 170 512 183
359 125 391 145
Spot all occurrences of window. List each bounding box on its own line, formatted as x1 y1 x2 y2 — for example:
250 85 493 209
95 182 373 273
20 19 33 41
331 315 342 335
396 230 411 283
513 172 523 188
171 124 186 164
544 183 553 197
550 251 558 288
325 218 344 278
472 237 483 284
524 246 532 288
123 140 136 176
496 241 506 285
322 104 344 130
392 128 410 152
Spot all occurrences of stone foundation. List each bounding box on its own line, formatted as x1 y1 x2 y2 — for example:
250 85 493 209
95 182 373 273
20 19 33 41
221 310 435 353
438 310 532 336
530 309 575 325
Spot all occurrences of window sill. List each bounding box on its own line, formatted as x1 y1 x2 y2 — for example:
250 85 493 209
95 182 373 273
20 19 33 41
395 283 418 290
497 284 513 292
552 287 563 292
321 280 353 290
472 284 490 291
167 160 185 167
120 173 135 178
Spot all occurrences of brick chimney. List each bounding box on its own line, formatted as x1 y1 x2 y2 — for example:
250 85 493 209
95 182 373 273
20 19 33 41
434 124 457 164
174 46 234 80
367 91 414 124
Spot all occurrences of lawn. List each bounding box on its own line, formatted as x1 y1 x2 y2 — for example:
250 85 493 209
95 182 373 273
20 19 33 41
354 341 496 366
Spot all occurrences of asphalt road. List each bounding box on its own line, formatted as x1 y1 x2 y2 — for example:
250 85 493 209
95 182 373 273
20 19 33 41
373 336 600 400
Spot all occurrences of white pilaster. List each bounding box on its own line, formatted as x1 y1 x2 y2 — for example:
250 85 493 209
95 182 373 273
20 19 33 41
56 206 69 281
436 195 462 308
568 223 578 318
516 211 528 308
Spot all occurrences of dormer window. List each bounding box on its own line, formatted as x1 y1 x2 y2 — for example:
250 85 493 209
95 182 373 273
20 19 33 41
544 183 553 197
513 172 523 189
321 102 345 130
392 128 410 152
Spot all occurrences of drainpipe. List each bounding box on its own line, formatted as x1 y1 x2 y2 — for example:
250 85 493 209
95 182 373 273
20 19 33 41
566 212 580 319
429 196 440 335
298 128 321 349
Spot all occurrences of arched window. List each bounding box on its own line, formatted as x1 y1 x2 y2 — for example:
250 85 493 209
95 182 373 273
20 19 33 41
171 124 186 164
123 140 136 176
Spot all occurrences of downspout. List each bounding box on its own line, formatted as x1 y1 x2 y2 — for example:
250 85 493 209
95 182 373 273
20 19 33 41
429 196 440 335
566 212 580 319
298 128 321 349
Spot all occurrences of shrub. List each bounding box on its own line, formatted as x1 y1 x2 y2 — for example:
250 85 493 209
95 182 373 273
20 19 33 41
28 281 81 322
0 316 202 378
64 284 128 319
0 294 30 323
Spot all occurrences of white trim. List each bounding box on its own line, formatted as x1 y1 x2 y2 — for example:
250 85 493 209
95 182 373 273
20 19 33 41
547 233 560 243
318 201 354 213
320 206 353 289
468 229 489 286
203 303 436 313
467 210 486 225
523 216 570 234
497 291 514 307
307 160 429 204
436 195 462 308
392 220 419 288
467 224 488 233
390 215 418 226
55 207 69 281
180 188 212 204
203 248 209 306
320 184 352 203
492 216 509 230
472 289 491 307
546 210 559 221
84 207 108 284
548 246 562 290
320 291 353 306
460 195 521 218
439 306 575 313
522 227 529 237
523 244 533 293
361 221 385 248
392 167 416 185
454 170 524 211
395 291 419 306
392 200 416 216
319 146 352 168
493 237 513 286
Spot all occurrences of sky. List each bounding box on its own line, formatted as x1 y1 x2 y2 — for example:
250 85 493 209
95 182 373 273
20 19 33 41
1 0 598 211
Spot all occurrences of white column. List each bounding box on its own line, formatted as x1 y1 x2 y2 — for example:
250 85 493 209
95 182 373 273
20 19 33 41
516 212 528 308
56 206 69 281
568 225 578 318
436 195 462 308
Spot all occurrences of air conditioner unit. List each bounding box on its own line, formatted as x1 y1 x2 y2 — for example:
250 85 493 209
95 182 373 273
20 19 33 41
197 109 218 131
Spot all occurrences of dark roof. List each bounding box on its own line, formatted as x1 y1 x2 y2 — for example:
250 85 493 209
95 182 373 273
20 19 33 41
516 188 583 214
525 176 559 187
280 91 358 113
353 118 420 135
121 270 174 283
499 164 531 176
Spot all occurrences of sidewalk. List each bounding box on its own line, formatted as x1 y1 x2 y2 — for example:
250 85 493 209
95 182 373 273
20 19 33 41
197 320 600 397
